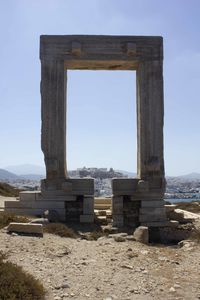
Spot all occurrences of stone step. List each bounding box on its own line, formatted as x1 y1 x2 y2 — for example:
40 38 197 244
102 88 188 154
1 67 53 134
139 214 167 223
94 203 111 210
94 197 111 205
140 207 166 215
96 216 108 225
165 204 177 212
141 200 166 208
140 220 179 227
94 209 112 216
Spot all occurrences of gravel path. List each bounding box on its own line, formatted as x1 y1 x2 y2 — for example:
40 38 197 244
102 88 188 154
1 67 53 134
0 229 200 300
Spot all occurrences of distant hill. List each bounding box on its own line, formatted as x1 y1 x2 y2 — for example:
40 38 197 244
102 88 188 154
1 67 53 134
0 168 44 182
167 173 200 183
177 173 200 180
19 174 44 180
0 169 18 181
1 164 200 183
5 164 45 176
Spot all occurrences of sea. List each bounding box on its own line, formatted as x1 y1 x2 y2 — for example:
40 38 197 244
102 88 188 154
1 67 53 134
165 197 200 204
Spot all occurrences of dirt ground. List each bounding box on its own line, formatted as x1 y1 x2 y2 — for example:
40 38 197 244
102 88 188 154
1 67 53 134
0 224 200 300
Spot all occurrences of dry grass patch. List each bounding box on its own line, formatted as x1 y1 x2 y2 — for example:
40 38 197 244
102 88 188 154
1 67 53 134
175 201 200 213
0 182 21 197
44 223 78 238
190 227 200 243
81 229 107 241
87 230 106 240
0 212 29 229
44 223 106 240
0 251 45 300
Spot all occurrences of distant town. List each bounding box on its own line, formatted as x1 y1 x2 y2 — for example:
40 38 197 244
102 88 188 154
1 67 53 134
0 166 200 201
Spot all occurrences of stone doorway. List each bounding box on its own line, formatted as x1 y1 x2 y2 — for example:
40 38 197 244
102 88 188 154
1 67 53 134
5 35 167 228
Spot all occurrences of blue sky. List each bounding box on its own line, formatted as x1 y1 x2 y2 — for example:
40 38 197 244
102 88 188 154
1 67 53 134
0 0 200 176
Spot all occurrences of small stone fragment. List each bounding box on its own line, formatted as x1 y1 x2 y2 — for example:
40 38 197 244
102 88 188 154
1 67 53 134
174 284 181 289
127 252 138 258
126 235 136 241
121 264 133 270
61 283 70 289
11 232 18 236
114 236 126 242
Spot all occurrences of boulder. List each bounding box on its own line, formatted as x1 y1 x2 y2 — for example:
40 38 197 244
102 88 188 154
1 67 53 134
133 226 149 244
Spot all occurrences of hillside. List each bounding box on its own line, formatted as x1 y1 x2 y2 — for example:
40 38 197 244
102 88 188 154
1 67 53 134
0 168 43 182
178 172 200 181
0 182 21 197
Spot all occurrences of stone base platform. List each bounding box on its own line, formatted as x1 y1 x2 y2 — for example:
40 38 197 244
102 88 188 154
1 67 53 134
4 178 95 223
112 178 167 227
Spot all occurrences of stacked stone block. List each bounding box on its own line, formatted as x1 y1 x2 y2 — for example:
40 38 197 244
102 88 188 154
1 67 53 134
112 178 167 227
5 178 94 223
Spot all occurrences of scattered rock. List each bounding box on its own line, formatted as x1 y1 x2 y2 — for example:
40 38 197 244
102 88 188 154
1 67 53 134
126 235 136 241
30 218 49 225
108 232 127 239
178 240 195 248
55 283 70 289
11 232 18 236
114 236 126 242
110 258 117 261
97 236 105 241
174 284 181 289
108 233 127 238
0 214 199 300
169 287 176 293
107 227 118 234
158 256 168 262
127 252 138 259
70 293 75 297
121 264 133 270
54 246 71 257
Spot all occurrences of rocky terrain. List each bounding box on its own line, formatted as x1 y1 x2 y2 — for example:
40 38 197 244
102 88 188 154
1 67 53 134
1 195 200 300
0 222 200 300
